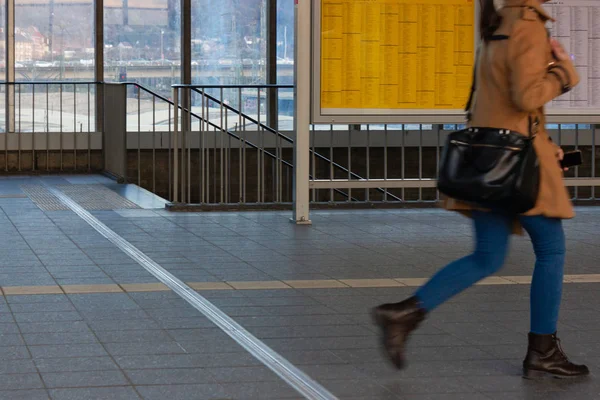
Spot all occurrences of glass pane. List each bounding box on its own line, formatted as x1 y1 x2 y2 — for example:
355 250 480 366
277 0 293 129
192 0 267 86
277 0 293 85
0 0 5 131
15 0 95 132
105 0 181 131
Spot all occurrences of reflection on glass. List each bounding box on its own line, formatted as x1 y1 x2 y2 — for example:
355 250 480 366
192 0 267 86
0 1 5 130
276 0 293 129
104 0 181 131
104 0 181 98
15 0 95 132
16 0 94 81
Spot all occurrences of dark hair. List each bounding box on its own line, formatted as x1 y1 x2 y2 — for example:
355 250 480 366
480 0 503 41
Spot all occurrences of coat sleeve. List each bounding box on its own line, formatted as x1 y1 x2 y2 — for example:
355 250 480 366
508 20 579 112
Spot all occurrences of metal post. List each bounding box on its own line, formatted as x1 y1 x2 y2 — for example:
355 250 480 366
180 0 191 203
102 84 127 182
173 87 179 202
292 0 311 224
95 0 104 134
6 0 15 133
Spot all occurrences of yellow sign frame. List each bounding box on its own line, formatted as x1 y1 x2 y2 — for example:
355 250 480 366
309 0 600 124
311 0 478 124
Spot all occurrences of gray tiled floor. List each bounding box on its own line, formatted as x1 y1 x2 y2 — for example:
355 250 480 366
0 175 598 399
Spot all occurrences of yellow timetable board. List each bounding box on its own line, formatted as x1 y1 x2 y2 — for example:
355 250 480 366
320 0 475 111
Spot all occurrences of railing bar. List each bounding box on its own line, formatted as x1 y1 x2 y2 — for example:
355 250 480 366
257 88 261 203
153 96 156 194
558 124 562 147
201 89 206 204
221 104 227 204
18 85 21 172
348 126 352 202
278 101 283 203
330 124 334 202
168 103 172 202
74 84 77 170
60 84 63 171
87 84 91 171
220 88 224 204
174 84 294 89
213 125 217 203
32 84 35 135
137 86 141 187
238 88 243 204
181 89 186 203
46 84 50 171
366 124 370 202
243 118 247 204
208 94 212 204
32 84 36 171
384 124 388 202
187 89 191 204
575 124 579 200
401 124 405 201
259 89 265 203
4 84 7 171
592 124 596 200
436 124 441 201
419 124 424 201
173 87 179 203
310 125 317 202
88 84 91 133
73 84 76 131
225 107 230 204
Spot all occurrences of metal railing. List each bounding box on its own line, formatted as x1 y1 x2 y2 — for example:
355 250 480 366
171 84 295 204
308 123 600 203
0 80 597 207
167 86 599 206
0 81 100 172
170 84 407 205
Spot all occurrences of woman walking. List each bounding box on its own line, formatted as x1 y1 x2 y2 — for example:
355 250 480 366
373 0 589 379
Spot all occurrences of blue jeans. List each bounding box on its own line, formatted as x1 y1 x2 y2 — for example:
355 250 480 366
415 211 566 335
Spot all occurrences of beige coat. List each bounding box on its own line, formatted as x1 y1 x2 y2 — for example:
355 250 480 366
444 0 580 233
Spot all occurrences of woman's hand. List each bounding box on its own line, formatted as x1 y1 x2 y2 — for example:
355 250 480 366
557 147 569 171
550 39 570 62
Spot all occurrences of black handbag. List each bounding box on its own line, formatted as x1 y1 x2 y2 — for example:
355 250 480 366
437 46 540 214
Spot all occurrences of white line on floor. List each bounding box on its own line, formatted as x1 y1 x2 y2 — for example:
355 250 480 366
46 184 338 400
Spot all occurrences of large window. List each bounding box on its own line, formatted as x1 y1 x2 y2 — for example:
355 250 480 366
276 0 293 128
192 0 267 86
104 0 181 98
276 0 293 85
15 0 95 132
0 1 6 130
15 0 94 81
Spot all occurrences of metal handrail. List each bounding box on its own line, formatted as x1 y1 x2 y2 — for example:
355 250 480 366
125 83 292 170
181 85 402 202
172 84 294 89
170 84 357 202
0 81 101 85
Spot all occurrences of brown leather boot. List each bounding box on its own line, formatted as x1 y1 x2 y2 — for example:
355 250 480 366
523 332 589 379
372 296 426 369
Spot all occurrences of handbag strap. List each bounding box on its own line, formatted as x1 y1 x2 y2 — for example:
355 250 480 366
464 46 480 122
464 35 538 139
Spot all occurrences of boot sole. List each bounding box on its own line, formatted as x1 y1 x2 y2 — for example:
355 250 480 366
523 368 590 380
